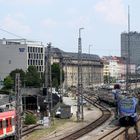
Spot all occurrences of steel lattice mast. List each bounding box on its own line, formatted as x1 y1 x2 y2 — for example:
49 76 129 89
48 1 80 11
46 43 53 118
126 6 131 92
15 73 22 140
77 28 84 121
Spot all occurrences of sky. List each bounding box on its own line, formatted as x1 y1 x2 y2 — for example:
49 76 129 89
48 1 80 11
0 0 139 57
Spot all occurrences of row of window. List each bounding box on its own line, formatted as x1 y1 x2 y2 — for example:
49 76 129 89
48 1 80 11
28 53 44 59
28 59 43 66
28 47 43 53
0 118 12 130
36 66 44 72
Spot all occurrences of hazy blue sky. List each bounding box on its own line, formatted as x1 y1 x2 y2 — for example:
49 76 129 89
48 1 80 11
0 0 139 57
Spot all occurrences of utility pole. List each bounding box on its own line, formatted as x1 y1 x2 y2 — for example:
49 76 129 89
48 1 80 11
15 73 22 140
47 43 53 122
60 56 63 99
45 45 48 116
64 58 68 93
77 28 84 121
126 6 131 92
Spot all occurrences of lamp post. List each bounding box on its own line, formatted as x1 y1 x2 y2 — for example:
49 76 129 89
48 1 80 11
77 27 84 121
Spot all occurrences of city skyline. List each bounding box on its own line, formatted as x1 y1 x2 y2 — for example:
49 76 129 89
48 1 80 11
0 0 140 57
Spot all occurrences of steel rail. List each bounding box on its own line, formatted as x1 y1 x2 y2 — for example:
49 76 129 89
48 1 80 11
59 95 111 140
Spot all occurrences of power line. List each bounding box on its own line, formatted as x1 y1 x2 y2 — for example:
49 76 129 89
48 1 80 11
0 27 25 39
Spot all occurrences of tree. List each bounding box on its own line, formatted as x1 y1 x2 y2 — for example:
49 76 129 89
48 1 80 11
25 66 41 87
51 63 64 89
10 69 26 87
24 113 37 125
3 76 14 89
104 75 108 83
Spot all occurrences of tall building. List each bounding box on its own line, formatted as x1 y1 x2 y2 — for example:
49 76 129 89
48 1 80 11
121 31 140 67
0 38 45 81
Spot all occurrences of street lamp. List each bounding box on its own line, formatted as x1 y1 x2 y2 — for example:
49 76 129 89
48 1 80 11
77 27 84 121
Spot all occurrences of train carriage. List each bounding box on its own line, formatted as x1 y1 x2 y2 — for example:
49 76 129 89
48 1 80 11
0 110 15 139
98 87 116 106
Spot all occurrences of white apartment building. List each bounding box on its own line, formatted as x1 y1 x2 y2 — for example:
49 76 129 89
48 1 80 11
0 38 45 81
102 56 136 80
102 56 119 79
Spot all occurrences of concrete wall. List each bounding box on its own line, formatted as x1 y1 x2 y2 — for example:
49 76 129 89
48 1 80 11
0 44 28 80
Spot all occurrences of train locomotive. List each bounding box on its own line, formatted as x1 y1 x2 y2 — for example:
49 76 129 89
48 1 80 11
0 110 15 139
117 96 138 126
98 84 138 126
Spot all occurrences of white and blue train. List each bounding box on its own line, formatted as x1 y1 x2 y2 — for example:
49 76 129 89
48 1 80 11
98 84 138 126
117 96 138 126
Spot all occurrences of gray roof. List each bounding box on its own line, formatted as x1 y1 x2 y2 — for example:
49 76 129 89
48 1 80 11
50 48 100 61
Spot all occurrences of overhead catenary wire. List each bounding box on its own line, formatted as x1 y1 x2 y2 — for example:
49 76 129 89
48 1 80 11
0 27 25 39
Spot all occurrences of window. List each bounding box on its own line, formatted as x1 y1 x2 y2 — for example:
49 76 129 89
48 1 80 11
29 53 31 59
0 121 2 129
41 48 43 53
38 48 40 53
34 54 36 59
6 119 8 127
41 60 43 65
9 119 11 126
30 47 32 52
30 60 32 65
33 60 35 65
28 47 30 52
39 54 41 59
31 53 33 59
39 66 41 71
38 60 40 65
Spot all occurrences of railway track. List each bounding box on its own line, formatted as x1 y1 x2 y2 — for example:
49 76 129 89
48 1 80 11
59 95 112 140
22 124 41 137
22 110 42 137
87 92 139 140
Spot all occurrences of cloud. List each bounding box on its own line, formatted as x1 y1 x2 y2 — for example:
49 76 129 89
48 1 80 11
40 19 58 28
94 0 127 25
0 15 31 36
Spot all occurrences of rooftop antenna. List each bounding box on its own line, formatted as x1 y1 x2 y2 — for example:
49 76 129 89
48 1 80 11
126 5 131 92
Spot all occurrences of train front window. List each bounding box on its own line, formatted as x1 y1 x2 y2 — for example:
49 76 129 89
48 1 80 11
6 119 8 127
9 119 12 126
0 121 2 129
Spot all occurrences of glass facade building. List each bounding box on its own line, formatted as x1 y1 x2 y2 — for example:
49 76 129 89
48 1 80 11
121 32 140 67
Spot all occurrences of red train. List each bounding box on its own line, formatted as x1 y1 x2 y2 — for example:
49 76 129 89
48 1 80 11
0 110 15 139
